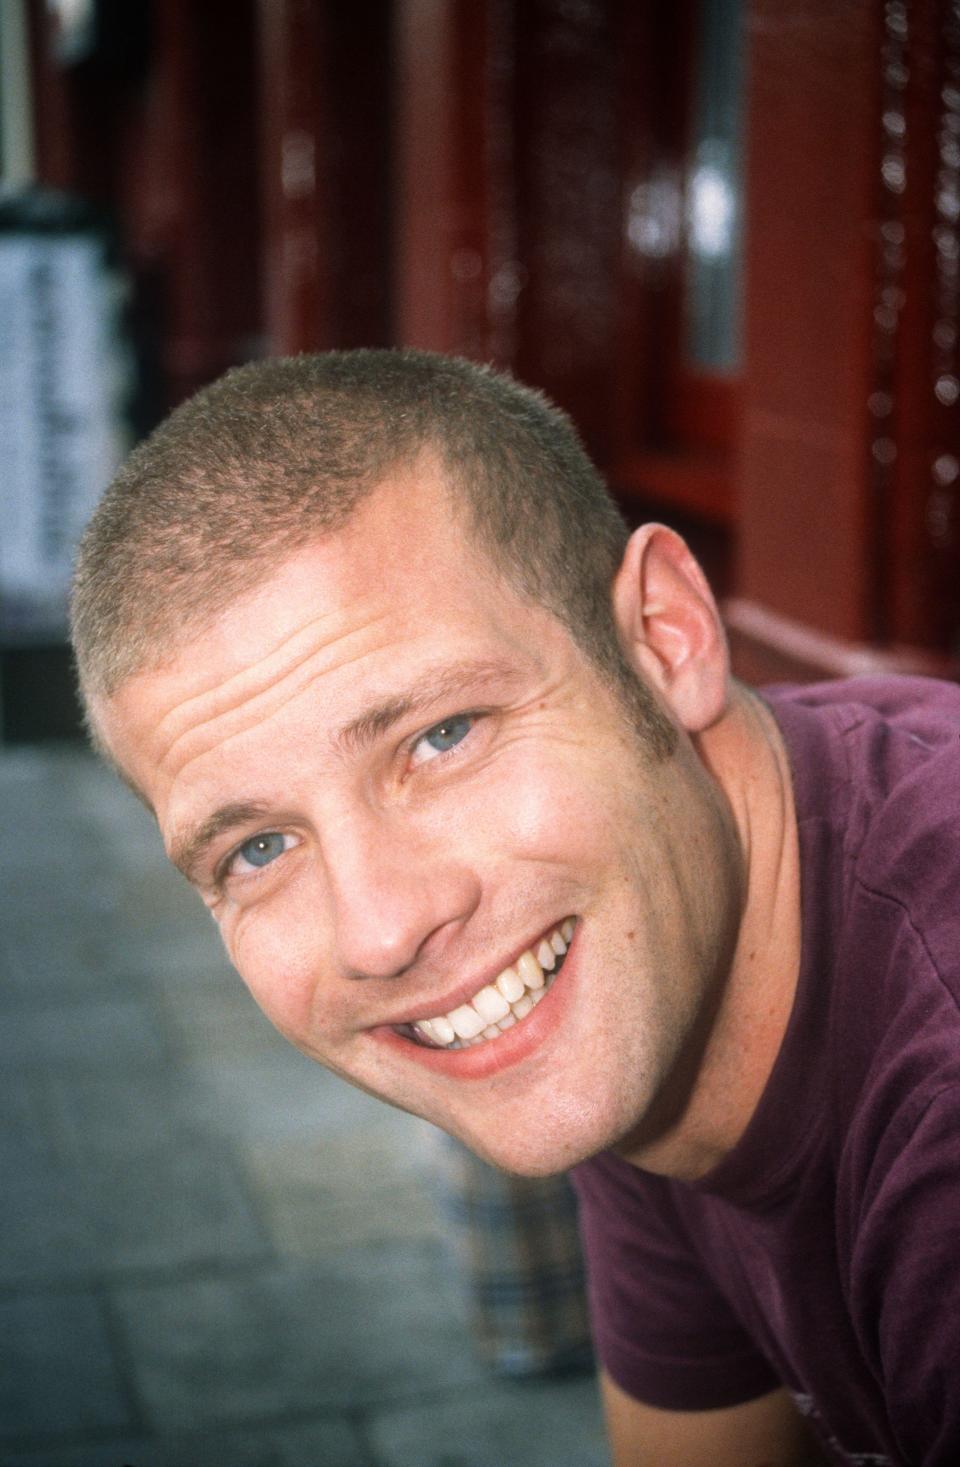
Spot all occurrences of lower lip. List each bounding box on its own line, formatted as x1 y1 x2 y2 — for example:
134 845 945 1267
373 926 578 1081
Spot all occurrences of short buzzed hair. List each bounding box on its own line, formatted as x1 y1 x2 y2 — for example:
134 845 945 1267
71 349 675 755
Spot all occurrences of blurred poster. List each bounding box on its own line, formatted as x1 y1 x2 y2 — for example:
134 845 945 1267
0 206 129 641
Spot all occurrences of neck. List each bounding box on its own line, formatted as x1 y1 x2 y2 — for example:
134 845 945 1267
624 684 802 1181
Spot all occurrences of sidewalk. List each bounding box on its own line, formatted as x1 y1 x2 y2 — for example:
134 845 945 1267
0 745 608 1467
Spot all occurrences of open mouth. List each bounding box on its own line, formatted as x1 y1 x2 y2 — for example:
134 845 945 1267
394 918 575 1051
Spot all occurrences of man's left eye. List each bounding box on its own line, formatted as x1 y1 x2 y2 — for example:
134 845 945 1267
410 714 474 766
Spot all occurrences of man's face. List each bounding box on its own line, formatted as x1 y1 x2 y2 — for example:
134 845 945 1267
99 461 740 1175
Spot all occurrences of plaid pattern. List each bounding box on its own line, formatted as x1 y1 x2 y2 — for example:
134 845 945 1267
438 1136 594 1377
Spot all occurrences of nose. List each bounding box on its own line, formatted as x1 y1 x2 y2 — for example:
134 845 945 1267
323 808 481 981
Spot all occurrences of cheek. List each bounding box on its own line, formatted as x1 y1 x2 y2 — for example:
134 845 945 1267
224 904 331 1042
452 743 617 866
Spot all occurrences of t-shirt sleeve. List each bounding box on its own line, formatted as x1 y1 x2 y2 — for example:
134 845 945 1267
849 1085 960 1466
572 1153 780 1410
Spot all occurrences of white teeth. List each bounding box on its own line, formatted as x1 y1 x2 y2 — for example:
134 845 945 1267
496 966 525 1003
448 1004 485 1040
473 984 511 1023
517 951 544 990
431 1014 456 1044
407 919 575 1051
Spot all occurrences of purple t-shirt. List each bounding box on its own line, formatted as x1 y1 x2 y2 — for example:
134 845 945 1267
573 677 960 1467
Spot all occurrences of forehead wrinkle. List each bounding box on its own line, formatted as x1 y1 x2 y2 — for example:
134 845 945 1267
154 611 394 771
154 604 354 737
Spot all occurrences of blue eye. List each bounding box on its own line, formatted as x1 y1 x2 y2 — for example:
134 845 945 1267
425 716 472 752
236 832 287 870
221 830 299 885
412 714 474 766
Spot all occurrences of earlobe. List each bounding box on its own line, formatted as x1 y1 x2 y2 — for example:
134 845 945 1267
612 524 730 732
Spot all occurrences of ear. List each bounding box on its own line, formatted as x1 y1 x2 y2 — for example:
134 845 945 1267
612 524 730 732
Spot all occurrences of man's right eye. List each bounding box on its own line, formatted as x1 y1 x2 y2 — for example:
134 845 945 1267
229 831 293 875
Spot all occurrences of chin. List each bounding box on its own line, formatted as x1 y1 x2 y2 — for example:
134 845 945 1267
460 1138 585 1179
449 1098 626 1178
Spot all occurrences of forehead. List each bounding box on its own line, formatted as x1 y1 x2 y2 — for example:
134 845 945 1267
96 460 557 802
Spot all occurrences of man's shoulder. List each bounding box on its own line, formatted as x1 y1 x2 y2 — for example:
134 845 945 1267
765 674 960 931
762 673 960 791
771 680 960 1194
766 676 960 1117
763 671 960 721
838 678 959 977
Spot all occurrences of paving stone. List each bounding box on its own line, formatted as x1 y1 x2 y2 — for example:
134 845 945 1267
89 918 230 987
0 759 162 978
368 1376 610 1467
0 997 171 1074
1 746 604 1466
1 1113 268 1286
190 1052 427 1149
242 1126 444 1259
23 749 153 854
157 982 278 1062
0 1416 369 1467
1 917 129 1003
0 749 85 826
103 860 212 930
39 858 229 991
189 1053 370 1145
0 857 117 922
0 1292 132 1439
73 1132 270 1277
111 1248 487 1433
0 1135 104 1285
39 1069 205 1157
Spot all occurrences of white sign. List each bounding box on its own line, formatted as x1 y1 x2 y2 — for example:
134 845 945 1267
0 231 127 639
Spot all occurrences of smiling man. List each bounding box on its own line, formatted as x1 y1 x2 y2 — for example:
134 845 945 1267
71 350 960 1467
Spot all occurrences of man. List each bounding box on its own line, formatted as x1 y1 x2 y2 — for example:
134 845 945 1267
71 350 960 1466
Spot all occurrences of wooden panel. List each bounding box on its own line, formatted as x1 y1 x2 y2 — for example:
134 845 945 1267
394 0 625 460
735 0 878 642
511 0 623 459
610 1 689 457
724 597 960 684
608 1 739 522
736 0 960 664
28 0 263 411
258 0 392 356
880 0 960 651
149 0 263 403
613 448 733 524
258 0 333 354
27 1 152 202
394 0 505 359
739 418 873 646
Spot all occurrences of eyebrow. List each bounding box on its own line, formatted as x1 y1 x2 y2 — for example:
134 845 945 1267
169 657 522 884
170 801 274 883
